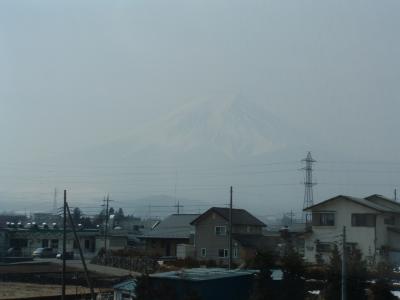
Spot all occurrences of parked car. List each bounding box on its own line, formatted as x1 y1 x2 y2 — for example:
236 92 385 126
6 247 22 257
56 251 74 260
32 247 56 258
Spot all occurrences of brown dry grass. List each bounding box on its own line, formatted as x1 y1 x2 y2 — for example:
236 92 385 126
0 282 91 299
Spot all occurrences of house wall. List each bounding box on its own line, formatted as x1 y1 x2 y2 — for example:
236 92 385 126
304 198 387 264
9 230 97 257
232 225 262 235
194 213 261 264
0 230 9 256
177 244 195 259
95 236 128 252
388 231 400 251
144 238 188 257
194 213 229 263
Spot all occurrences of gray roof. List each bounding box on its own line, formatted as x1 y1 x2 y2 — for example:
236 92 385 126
304 195 400 213
113 279 136 293
150 268 257 281
191 207 266 227
141 214 199 239
364 194 400 211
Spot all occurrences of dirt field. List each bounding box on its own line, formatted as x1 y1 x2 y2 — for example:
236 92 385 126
0 282 92 299
0 262 79 274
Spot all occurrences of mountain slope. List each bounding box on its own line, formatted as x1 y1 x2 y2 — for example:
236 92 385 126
95 94 303 163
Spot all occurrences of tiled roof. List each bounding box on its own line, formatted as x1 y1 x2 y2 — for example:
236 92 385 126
191 207 266 227
141 214 199 239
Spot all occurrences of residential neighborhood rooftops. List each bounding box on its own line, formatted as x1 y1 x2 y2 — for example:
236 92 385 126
141 214 199 239
190 207 266 227
303 195 400 213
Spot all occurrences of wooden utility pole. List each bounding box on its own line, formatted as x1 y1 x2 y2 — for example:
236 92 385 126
341 226 347 300
66 202 95 300
229 186 233 270
62 189 66 300
103 194 111 251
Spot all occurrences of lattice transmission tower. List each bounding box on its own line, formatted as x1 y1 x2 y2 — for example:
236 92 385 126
302 152 316 223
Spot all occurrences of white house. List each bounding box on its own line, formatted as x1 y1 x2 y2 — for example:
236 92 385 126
303 194 400 265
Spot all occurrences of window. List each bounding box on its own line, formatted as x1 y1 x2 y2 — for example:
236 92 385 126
42 239 49 247
233 247 239 258
50 239 58 249
201 248 207 257
218 249 228 258
215 226 227 236
384 216 395 225
316 242 332 253
84 239 90 250
312 213 335 226
351 214 376 227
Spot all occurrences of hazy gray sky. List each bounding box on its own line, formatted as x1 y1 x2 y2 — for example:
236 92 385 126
1 1 400 218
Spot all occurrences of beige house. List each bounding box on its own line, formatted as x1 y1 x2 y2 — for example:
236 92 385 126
303 194 400 265
190 207 266 265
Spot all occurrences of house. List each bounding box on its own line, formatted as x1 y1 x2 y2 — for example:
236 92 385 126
0 228 9 257
8 228 98 257
140 214 199 257
3 227 127 257
263 223 307 257
303 194 400 265
190 207 266 265
0 214 27 228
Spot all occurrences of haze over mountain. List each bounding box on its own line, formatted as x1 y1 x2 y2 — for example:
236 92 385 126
90 95 308 164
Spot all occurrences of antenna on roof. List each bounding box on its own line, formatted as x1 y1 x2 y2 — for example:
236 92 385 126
302 152 316 223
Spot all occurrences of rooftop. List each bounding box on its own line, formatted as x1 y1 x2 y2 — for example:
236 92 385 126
141 214 199 239
114 279 136 293
191 207 266 227
150 268 258 281
304 195 400 213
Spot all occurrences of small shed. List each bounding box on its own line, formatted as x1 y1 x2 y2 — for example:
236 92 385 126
113 279 136 300
149 268 257 300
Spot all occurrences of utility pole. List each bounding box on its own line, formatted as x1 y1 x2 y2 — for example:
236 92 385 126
229 186 233 270
62 189 66 300
52 188 58 215
395 189 397 202
174 201 183 214
102 194 112 252
66 202 95 300
341 226 347 300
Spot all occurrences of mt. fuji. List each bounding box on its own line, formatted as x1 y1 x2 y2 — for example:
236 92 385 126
95 94 304 164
